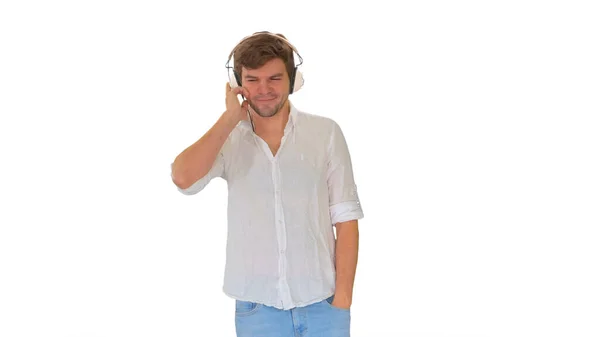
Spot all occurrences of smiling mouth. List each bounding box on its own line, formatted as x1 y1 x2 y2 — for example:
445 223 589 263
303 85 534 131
256 97 277 102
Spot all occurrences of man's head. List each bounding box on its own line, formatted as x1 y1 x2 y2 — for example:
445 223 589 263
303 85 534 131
233 32 296 118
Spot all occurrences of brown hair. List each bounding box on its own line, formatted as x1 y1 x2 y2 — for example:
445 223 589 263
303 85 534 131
233 32 296 85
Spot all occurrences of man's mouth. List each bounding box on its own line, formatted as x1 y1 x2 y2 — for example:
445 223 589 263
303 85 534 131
256 96 277 102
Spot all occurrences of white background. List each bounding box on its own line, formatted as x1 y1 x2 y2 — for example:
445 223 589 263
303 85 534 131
1 0 599 336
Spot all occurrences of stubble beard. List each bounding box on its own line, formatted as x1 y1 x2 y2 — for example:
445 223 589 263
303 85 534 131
248 95 288 118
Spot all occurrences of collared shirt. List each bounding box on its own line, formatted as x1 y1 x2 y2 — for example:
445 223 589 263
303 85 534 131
172 102 364 310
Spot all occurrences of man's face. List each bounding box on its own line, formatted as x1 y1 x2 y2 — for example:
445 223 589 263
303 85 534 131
241 58 290 118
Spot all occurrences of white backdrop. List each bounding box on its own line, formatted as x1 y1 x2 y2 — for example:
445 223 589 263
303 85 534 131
1 1 599 336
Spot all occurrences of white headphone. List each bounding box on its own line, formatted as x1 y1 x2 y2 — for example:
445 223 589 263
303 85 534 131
225 32 304 94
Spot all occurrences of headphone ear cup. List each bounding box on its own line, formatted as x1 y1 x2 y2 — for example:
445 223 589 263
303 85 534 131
229 71 241 88
292 69 304 93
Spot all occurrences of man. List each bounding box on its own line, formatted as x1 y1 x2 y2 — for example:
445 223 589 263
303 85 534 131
170 31 364 337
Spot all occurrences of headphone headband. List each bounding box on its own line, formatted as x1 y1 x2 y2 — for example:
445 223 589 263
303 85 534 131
225 32 303 69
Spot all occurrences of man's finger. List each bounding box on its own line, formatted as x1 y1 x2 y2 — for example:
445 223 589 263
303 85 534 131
231 86 245 96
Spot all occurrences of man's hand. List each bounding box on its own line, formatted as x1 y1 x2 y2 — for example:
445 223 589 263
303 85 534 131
331 294 352 310
225 82 250 123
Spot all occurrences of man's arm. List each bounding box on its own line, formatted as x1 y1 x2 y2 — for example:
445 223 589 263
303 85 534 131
325 120 363 309
171 110 238 189
332 219 359 309
171 83 248 190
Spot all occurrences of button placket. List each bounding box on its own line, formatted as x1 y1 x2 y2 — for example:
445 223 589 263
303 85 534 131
272 159 292 307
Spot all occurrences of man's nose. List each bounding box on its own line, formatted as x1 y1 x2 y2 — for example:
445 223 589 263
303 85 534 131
257 80 271 95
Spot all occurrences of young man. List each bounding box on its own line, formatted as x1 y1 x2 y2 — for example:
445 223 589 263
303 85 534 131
171 31 364 337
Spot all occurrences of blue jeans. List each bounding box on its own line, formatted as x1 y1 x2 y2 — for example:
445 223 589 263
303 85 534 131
235 295 351 337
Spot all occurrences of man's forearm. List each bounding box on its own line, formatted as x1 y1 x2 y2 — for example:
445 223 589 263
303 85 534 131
171 111 238 189
333 219 359 308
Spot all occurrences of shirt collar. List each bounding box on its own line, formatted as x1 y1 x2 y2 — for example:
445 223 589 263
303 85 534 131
288 101 298 127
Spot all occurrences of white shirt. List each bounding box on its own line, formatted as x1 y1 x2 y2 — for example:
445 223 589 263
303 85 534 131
172 102 364 310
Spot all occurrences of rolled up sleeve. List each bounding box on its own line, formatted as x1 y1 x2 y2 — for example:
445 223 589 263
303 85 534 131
326 121 364 226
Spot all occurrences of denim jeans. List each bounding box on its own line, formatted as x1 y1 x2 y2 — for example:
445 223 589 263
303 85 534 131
234 295 351 337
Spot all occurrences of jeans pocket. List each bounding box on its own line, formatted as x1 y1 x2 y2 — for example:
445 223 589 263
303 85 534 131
324 295 351 313
235 300 261 316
